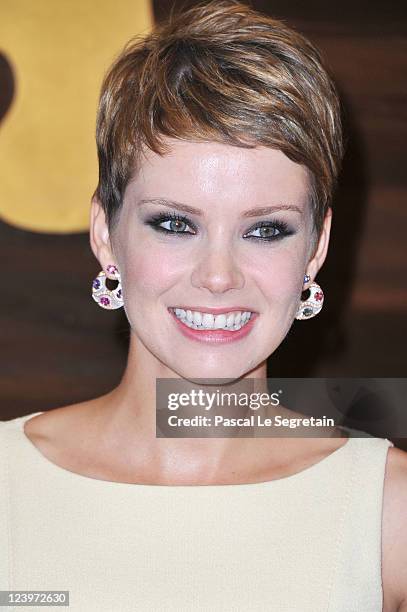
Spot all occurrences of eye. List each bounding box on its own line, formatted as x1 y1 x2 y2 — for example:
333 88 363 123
145 213 295 242
243 220 293 241
247 225 280 239
160 218 191 233
145 212 196 235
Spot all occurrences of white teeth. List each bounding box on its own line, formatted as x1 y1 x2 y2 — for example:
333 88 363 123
172 308 254 331
202 313 214 329
193 311 202 326
214 314 227 329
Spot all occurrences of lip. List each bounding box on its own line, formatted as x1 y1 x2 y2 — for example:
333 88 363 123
168 308 258 344
169 306 257 315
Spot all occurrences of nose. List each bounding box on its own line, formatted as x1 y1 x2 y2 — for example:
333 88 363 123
191 243 245 294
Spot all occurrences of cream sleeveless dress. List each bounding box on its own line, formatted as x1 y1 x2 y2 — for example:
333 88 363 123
0 411 393 611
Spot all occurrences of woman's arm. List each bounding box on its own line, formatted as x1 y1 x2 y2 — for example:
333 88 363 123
382 447 407 611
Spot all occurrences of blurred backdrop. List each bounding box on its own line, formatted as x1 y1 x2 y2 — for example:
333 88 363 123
1 1 406 446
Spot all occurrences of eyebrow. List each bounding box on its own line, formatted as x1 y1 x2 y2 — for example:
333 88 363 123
137 197 303 217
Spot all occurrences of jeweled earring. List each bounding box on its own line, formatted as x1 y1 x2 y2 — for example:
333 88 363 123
92 264 123 310
295 276 324 320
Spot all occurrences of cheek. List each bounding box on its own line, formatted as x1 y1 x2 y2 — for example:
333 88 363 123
119 241 184 298
249 247 305 304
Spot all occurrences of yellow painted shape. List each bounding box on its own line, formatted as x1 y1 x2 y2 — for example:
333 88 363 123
0 0 152 233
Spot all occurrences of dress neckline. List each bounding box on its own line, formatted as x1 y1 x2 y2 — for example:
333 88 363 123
16 410 353 490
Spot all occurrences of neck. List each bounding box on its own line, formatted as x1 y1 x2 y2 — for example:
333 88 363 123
95 331 299 483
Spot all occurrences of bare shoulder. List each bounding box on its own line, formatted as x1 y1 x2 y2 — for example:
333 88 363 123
382 445 407 612
25 402 87 435
23 397 108 446
22 396 115 481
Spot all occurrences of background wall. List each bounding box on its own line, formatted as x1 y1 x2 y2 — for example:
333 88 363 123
1 1 406 445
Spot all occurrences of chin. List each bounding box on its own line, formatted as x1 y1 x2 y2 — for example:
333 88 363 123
184 376 241 386
173 365 250 386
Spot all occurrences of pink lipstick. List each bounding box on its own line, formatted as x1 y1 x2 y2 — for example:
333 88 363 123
168 308 258 344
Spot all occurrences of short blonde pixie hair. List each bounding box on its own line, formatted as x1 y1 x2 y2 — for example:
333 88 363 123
94 0 345 245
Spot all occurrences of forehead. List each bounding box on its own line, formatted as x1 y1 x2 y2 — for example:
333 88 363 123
130 138 310 207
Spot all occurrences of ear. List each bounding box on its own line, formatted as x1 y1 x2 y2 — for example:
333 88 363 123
89 195 118 276
305 207 332 284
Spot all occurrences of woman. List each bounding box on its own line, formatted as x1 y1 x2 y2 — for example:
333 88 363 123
1 1 406 610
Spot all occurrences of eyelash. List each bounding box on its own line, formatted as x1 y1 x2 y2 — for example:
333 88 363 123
145 211 294 242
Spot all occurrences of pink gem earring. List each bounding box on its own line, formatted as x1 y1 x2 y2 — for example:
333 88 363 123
92 264 123 310
295 274 324 320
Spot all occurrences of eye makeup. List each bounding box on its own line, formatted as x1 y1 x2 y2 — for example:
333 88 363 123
144 211 197 236
143 211 296 242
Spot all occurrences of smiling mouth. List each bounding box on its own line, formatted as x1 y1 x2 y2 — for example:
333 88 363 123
169 307 255 331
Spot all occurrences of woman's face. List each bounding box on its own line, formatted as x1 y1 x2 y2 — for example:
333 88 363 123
94 138 331 382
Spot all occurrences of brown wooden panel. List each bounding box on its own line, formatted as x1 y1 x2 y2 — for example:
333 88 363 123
0 219 129 418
